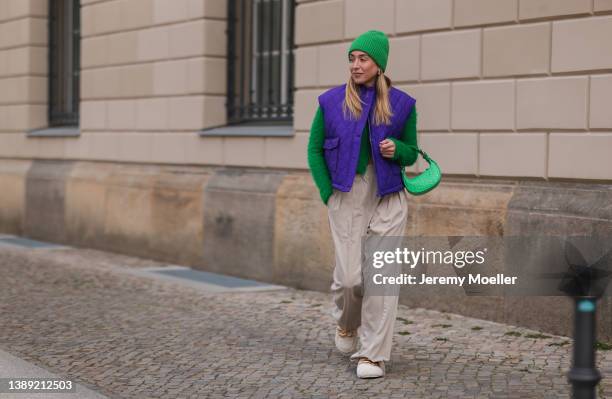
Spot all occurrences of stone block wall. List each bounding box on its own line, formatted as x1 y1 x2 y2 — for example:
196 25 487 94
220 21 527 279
295 0 612 180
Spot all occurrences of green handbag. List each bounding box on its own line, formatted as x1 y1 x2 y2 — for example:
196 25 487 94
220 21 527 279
400 146 441 195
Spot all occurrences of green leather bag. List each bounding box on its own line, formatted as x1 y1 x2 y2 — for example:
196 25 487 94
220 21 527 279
400 146 441 195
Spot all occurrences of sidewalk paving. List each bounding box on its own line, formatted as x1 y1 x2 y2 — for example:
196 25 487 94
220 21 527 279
0 347 109 399
0 240 611 398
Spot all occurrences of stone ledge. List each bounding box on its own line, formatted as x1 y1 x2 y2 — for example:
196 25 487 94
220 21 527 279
199 123 294 137
26 127 81 137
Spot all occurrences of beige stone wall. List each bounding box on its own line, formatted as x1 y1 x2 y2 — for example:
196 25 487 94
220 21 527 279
0 0 230 165
1 0 611 179
295 0 612 180
0 0 47 134
77 0 227 164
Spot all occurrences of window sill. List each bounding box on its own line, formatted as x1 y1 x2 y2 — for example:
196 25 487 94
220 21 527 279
27 126 81 137
199 123 294 137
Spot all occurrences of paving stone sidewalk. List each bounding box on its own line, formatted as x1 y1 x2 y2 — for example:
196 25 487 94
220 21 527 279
0 244 611 399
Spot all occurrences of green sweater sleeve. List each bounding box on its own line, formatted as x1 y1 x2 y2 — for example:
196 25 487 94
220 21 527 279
389 106 418 167
307 106 334 205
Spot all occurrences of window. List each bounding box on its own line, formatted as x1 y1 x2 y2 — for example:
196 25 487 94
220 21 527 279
48 0 80 127
227 0 295 125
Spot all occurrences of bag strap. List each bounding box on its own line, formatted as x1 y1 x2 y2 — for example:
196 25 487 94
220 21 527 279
404 145 433 163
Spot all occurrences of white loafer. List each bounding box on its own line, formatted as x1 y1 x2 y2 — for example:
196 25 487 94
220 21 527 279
335 326 358 354
357 357 385 378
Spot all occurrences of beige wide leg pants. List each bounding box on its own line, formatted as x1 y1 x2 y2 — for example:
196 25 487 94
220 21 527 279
327 159 409 362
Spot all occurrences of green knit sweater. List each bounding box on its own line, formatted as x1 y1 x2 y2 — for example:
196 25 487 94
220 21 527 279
307 105 418 204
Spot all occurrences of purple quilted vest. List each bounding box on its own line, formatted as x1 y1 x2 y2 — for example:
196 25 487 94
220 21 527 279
317 83 416 197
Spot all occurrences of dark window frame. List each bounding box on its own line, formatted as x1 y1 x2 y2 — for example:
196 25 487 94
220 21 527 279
225 0 295 126
48 0 80 128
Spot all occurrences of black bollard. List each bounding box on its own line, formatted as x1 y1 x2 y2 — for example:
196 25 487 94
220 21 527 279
567 297 602 399
512 235 611 398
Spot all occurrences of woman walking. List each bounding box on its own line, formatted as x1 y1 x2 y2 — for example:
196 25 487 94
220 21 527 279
307 30 419 379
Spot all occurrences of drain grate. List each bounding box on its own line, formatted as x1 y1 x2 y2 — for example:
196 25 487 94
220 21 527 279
0 235 286 293
137 266 286 292
153 268 267 288
0 236 68 249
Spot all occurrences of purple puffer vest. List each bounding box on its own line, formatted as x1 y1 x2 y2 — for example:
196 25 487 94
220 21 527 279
317 83 416 197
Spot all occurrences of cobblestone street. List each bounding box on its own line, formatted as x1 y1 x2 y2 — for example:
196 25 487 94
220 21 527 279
1 242 611 399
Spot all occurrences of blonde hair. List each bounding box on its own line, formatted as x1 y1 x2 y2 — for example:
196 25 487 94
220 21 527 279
342 72 393 126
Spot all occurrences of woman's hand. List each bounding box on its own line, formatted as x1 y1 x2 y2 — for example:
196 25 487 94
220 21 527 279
379 139 395 158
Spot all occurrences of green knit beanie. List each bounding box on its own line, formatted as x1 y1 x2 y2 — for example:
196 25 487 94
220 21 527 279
347 30 390 72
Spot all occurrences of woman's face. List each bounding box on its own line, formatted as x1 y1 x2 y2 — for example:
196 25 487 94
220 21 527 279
349 50 378 87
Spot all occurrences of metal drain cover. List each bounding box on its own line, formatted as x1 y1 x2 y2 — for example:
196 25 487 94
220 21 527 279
0 236 69 249
135 266 287 293
153 268 267 288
